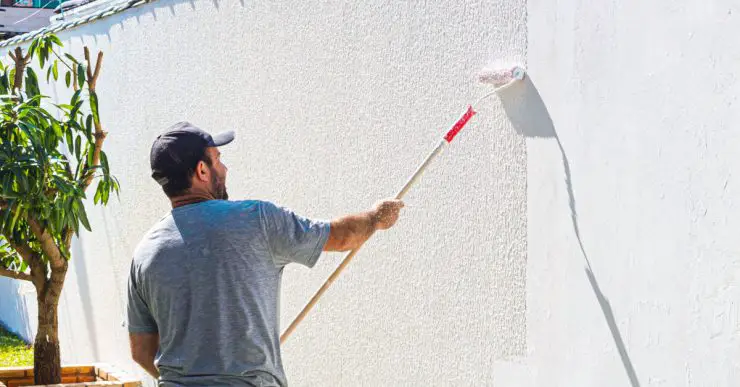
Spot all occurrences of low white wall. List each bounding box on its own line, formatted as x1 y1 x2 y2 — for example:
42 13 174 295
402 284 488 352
0 278 35 343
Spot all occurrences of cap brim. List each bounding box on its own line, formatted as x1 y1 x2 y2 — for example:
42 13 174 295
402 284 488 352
211 131 235 146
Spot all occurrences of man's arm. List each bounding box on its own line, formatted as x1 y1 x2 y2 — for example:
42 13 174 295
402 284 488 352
323 199 404 252
129 332 160 379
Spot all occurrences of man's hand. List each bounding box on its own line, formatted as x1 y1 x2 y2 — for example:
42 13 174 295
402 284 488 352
324 198 405 252
371 199 404 230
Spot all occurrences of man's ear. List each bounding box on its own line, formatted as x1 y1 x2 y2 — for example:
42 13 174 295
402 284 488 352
194 160 209 182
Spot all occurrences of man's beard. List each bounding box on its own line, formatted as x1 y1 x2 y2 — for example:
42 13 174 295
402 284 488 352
211 174 228 200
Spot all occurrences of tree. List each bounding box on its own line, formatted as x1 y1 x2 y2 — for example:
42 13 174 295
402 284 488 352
0 34 119 385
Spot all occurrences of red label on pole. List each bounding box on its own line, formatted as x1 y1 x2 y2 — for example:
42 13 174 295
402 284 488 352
443 105 476 143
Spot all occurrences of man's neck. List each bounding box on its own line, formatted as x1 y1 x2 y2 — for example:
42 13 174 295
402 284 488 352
170 191 216 208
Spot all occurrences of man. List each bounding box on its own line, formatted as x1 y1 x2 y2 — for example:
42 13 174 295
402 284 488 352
127 122 404 386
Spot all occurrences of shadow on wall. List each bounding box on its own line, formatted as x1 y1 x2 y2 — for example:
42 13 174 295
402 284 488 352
71 236 102 361
114 0 247 31
499 77 642 387
75 0 236 40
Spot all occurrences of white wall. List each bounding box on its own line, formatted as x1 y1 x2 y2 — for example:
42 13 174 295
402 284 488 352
1 0 527 384
520 0 740 386
0 278 35 343
1 0 738 386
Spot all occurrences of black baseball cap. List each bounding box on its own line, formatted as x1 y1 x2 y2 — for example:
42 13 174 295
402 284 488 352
150 122 234 186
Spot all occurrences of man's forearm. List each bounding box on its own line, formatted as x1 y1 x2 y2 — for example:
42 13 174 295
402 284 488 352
130 332 160 379
326 210 378 251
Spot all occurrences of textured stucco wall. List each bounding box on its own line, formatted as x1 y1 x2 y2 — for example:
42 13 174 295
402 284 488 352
0 1 527 384
2 1 739 386
519 0 740 386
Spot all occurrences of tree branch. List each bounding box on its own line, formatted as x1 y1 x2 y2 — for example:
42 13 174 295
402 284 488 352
50 48 74 72
83 48 103 90
27 217 65 269
84 47 92 82
2 232 40 269
92 52 103 86
45 263 67 304
80 47 106 191
0 266 32 282
10 47 29 92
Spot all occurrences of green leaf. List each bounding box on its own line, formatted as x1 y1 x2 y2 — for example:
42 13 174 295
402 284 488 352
65 129 74 153
1 199 14 228
77 200 91 231
85 114 93 139
65 71 71 88
74 135 81 159
89 91 99 124
111 176 120 195
9 202 22 230
51 121 62 137
86 141 95 166
52 60 58 81
28 39 39 57
64 53 78 65
69 100 82 119
100 151 109 176
49 34 63 47
25 68 39 99
77 64 85 88
38 42 46 69
26 67 37 83
0 72 9 92
102 180 109 203
71 89 82 106
93 181 102 204
67 118 82 133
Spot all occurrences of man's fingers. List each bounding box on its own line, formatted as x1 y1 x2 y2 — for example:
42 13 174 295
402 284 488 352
389 199 404 208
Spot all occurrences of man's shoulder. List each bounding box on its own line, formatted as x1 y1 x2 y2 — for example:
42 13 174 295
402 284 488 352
227 199 284 217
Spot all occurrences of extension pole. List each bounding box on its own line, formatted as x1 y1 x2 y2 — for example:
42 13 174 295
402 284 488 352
280 106 477 344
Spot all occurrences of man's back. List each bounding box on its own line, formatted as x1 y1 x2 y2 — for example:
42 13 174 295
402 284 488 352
127 199 329 386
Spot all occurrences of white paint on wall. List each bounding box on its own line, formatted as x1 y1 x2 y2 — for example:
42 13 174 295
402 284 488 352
520 0 740 386
0 0 527 384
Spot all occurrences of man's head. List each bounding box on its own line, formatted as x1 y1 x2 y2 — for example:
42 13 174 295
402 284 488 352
150 122 233 201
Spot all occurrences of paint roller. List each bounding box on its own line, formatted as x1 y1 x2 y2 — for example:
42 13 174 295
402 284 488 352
280 65 527 344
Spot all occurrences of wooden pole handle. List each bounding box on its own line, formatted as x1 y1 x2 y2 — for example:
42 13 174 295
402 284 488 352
280 139 449 343
280 247 361 343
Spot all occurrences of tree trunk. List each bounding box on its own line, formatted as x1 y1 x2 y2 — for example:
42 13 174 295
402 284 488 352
34 295 61 385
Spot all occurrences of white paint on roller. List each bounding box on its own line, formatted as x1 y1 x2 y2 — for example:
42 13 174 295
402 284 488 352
478 66 526 87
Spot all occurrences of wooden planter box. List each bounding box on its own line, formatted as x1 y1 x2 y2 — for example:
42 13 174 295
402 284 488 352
0 364 141 387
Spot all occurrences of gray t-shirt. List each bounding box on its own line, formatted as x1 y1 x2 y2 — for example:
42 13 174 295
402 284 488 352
127 199 330 387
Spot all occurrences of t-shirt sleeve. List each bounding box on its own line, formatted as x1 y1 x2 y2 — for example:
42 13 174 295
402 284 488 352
126 262 158 333
259 201 331 268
